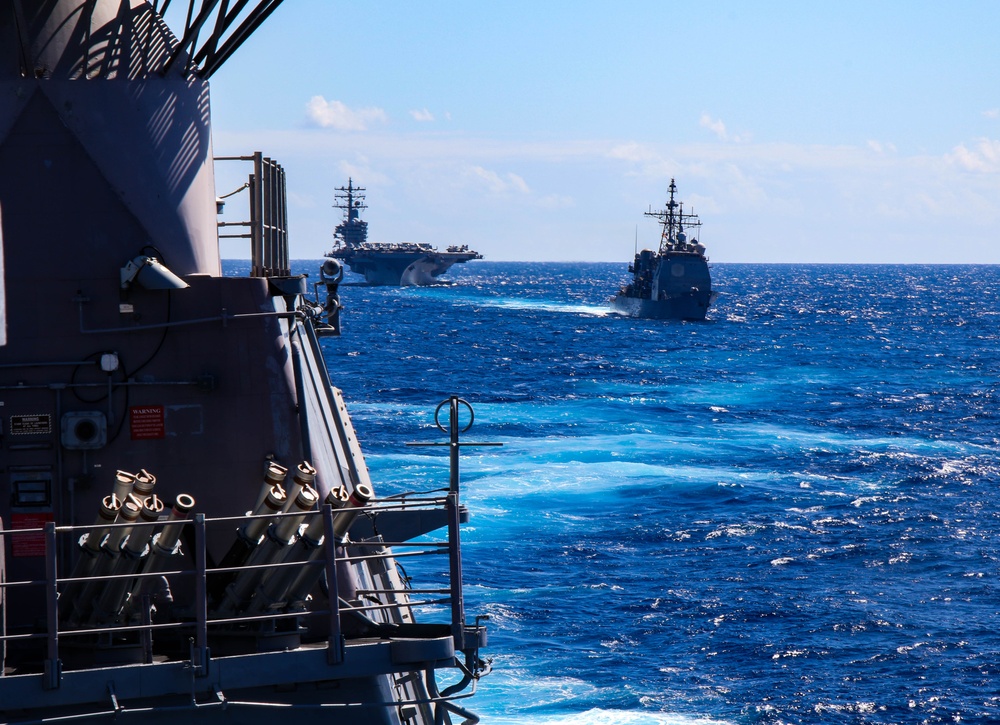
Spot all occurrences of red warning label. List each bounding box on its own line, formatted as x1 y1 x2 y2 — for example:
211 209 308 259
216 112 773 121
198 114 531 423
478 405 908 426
11 512 54 557
130 405 165 440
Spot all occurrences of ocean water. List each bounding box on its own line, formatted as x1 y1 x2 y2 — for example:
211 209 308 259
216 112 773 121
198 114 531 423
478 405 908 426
235 260 1000 724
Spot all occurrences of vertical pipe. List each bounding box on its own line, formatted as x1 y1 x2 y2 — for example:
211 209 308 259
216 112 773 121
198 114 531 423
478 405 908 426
270 157 278 273
193 514 207 677
290 338 312 464
278 163 289 275
447 492 465 651
449 396 460 494
250 151 263 277
43 522 60 689
269 158 279 274
262 156 274 274
322 503 342 665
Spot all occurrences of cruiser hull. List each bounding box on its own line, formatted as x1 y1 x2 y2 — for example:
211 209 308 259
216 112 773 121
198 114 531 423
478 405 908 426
610 291 711 320
612 179 713 322
612 251 713 321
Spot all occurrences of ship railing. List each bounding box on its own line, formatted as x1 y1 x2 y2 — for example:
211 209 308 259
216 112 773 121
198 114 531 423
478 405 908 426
215 152 290 278
0 492 471 687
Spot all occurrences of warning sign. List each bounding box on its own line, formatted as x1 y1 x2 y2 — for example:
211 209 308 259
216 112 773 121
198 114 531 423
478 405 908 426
130 405 165 440
10 414 51 435
11 512 54 557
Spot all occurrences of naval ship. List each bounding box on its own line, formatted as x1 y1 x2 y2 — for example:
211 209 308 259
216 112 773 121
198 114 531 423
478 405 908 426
611 179 713 320
326 180 482 286
0 2 490 723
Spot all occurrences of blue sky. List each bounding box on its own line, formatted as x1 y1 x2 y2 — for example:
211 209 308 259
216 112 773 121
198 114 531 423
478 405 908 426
205 1 1000 263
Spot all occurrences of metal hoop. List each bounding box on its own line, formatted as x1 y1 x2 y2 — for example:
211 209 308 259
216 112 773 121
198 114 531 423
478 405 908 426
434 397 474 434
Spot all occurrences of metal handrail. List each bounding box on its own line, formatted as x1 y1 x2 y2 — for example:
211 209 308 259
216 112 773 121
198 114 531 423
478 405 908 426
0 496 464 674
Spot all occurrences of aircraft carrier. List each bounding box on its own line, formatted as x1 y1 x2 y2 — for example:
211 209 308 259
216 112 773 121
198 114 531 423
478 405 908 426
327 180 482 286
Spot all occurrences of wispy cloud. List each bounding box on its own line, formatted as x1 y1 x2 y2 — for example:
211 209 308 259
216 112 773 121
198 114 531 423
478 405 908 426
700 113 728 141
467 165 530 194
213 125 1000 262
305 96 387 131
410 108 435 122
700 113 751 143
867 140 897 155
984 109 1000 120
948 138 1000 172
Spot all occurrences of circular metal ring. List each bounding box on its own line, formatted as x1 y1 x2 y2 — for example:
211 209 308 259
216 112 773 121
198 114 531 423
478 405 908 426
434 398 475 434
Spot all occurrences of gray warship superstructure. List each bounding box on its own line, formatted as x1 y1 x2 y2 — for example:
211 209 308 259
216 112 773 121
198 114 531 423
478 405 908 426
611 179 713 320
0 3 489 724
327 181 482 286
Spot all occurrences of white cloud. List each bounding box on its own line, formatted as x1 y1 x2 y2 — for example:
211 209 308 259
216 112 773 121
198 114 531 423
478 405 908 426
867 140 897 155
410 108 435 122
467 165 530 194
305 96 387 131
984 109 1000 119
699 113 751 143
213 126 1000 262
507 172 530 193
700 113 728 141
948 138 1000 172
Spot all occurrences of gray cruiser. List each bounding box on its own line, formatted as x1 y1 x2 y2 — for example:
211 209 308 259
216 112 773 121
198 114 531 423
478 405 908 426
0 2 490 724
611 179 713 320
327 180 482 286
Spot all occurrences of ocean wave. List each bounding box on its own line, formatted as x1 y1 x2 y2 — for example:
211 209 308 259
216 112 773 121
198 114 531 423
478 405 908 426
480 709 734 725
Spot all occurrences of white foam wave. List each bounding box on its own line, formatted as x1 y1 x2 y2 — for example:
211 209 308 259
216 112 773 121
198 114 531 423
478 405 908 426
481 709 733 725
445 295 613 317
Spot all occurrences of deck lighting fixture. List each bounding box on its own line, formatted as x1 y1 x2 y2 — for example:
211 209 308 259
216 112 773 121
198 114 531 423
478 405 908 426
120 255 189 291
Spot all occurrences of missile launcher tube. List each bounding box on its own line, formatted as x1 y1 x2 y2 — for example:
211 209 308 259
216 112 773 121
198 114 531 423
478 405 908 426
252 462 288 512
65 498 143 627
243 488 340 616
281 484 374 612
214 487 319 616
122 494 196 620
111 471 136 504
91 495 164 624
281 461 317 514
59 494 123 619
209 486 286 604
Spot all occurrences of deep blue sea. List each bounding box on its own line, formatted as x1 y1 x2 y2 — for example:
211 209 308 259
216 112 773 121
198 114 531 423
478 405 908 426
236 260 1000 724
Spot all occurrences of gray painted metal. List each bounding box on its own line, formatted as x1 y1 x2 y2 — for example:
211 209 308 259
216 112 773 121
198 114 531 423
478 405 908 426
326 180 482 286
0 2 487 723
612 180 714 320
